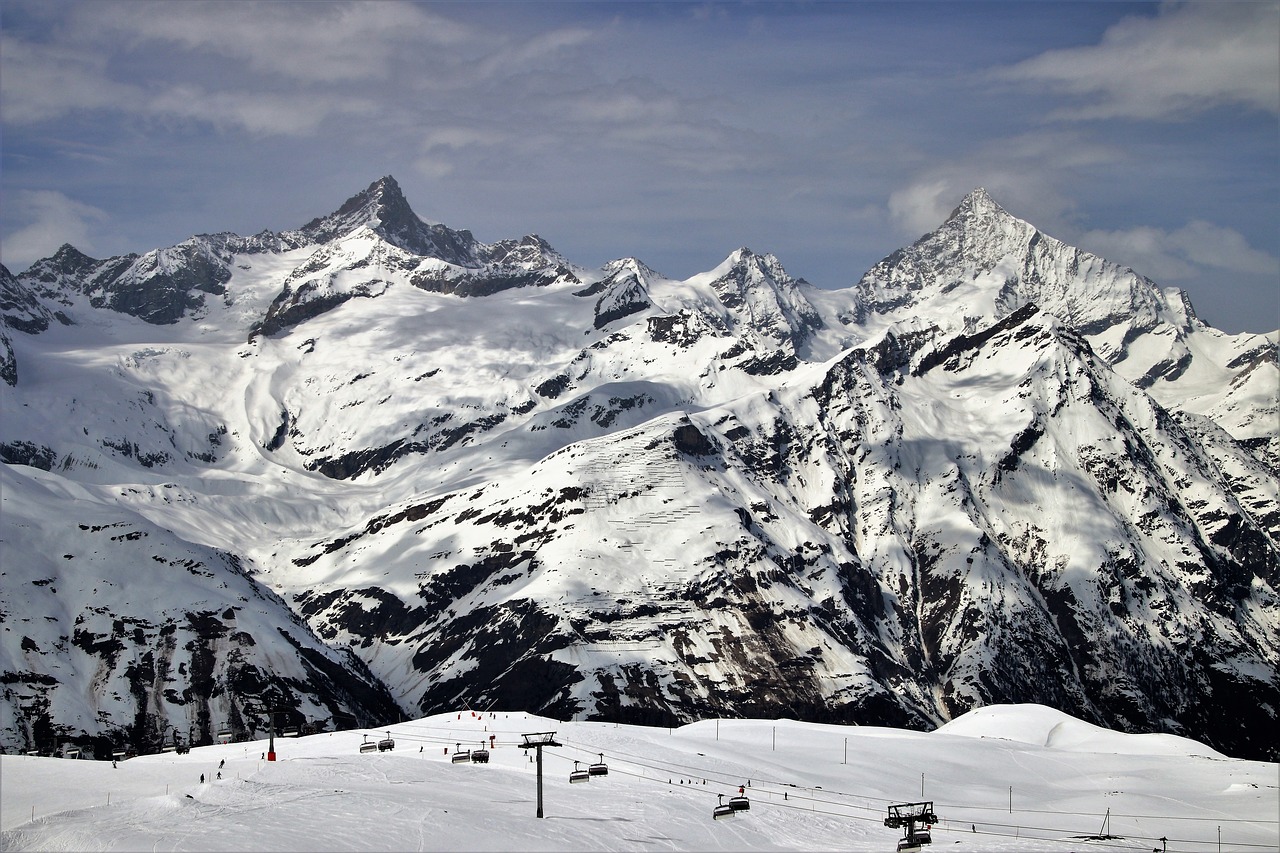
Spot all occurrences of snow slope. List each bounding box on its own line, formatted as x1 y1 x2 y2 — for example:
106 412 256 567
2 705 1276 853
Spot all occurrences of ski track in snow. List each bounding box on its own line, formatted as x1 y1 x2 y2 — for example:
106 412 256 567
1 708 1275 853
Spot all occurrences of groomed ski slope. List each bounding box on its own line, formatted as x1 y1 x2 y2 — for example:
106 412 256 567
2 705 1275 852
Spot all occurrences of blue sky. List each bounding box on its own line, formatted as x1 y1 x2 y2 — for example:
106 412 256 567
2 1 1276 333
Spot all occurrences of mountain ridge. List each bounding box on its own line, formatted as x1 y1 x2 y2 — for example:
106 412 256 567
2 178 1275 762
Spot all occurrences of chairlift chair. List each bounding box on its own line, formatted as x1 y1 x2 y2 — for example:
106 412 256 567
588 753 608 777
569 760 591 783
283 728 299 738
713 794 735 820
216 729 232 744
451 743 471 763
471 748 490 763
728 792 750 812
378 731 395 752
886 801 937 851
359 735 378 754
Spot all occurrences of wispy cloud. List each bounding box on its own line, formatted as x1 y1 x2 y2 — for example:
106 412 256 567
992 2 1280 121
1078 220 1280 282
146 86 374 136
1 190 109 270
93 1 471 83
0 35 141 124
886 131 1121 237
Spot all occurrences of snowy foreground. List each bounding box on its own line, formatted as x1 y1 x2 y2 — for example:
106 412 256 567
1 705 1275 853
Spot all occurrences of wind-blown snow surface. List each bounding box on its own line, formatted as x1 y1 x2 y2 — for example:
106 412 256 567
2 177 1277 765
2 706 1276 853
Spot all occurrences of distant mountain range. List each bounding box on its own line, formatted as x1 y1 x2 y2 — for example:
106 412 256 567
2 176 1276 761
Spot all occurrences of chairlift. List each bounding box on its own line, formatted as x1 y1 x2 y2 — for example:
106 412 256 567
713 793 735 820
359 735 378 754
569 760 591 783
588 753 608 777
471 748 490 763
729 789 750 812
283 728 299 738
451 743 471 763
377 731 395 752
886 801 937 851
897 837 927 853
216 728 232 744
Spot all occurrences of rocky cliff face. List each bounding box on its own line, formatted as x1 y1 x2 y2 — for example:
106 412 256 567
2 178 1276 760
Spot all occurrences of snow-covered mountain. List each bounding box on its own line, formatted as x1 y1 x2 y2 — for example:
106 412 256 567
2 177 1276 763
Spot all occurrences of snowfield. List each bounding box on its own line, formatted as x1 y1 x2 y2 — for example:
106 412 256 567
2 705 1276 852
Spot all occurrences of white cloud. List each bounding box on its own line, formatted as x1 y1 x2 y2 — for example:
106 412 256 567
415 127 508 179
93 1 470 84
993 2 1280 120
888 179 957 237
146 86 373 136
885 131 1117 237
469 27 596 82
1079 220 1280 281
0 35 141 124
1 191 109 270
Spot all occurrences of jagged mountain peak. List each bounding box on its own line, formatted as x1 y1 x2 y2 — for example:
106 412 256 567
31 243 106 278
945 186 1010 223
709 247 802 288
289 176 478 265
601 256 663 283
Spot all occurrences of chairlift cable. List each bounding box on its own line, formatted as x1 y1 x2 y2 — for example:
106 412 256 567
553 732 1274 834
551 735 1257 850
350 723 1269 845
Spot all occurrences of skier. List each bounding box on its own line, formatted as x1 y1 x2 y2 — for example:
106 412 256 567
112 759 117 769
216 771 222 780
219 759 225 769
200 773 205 784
